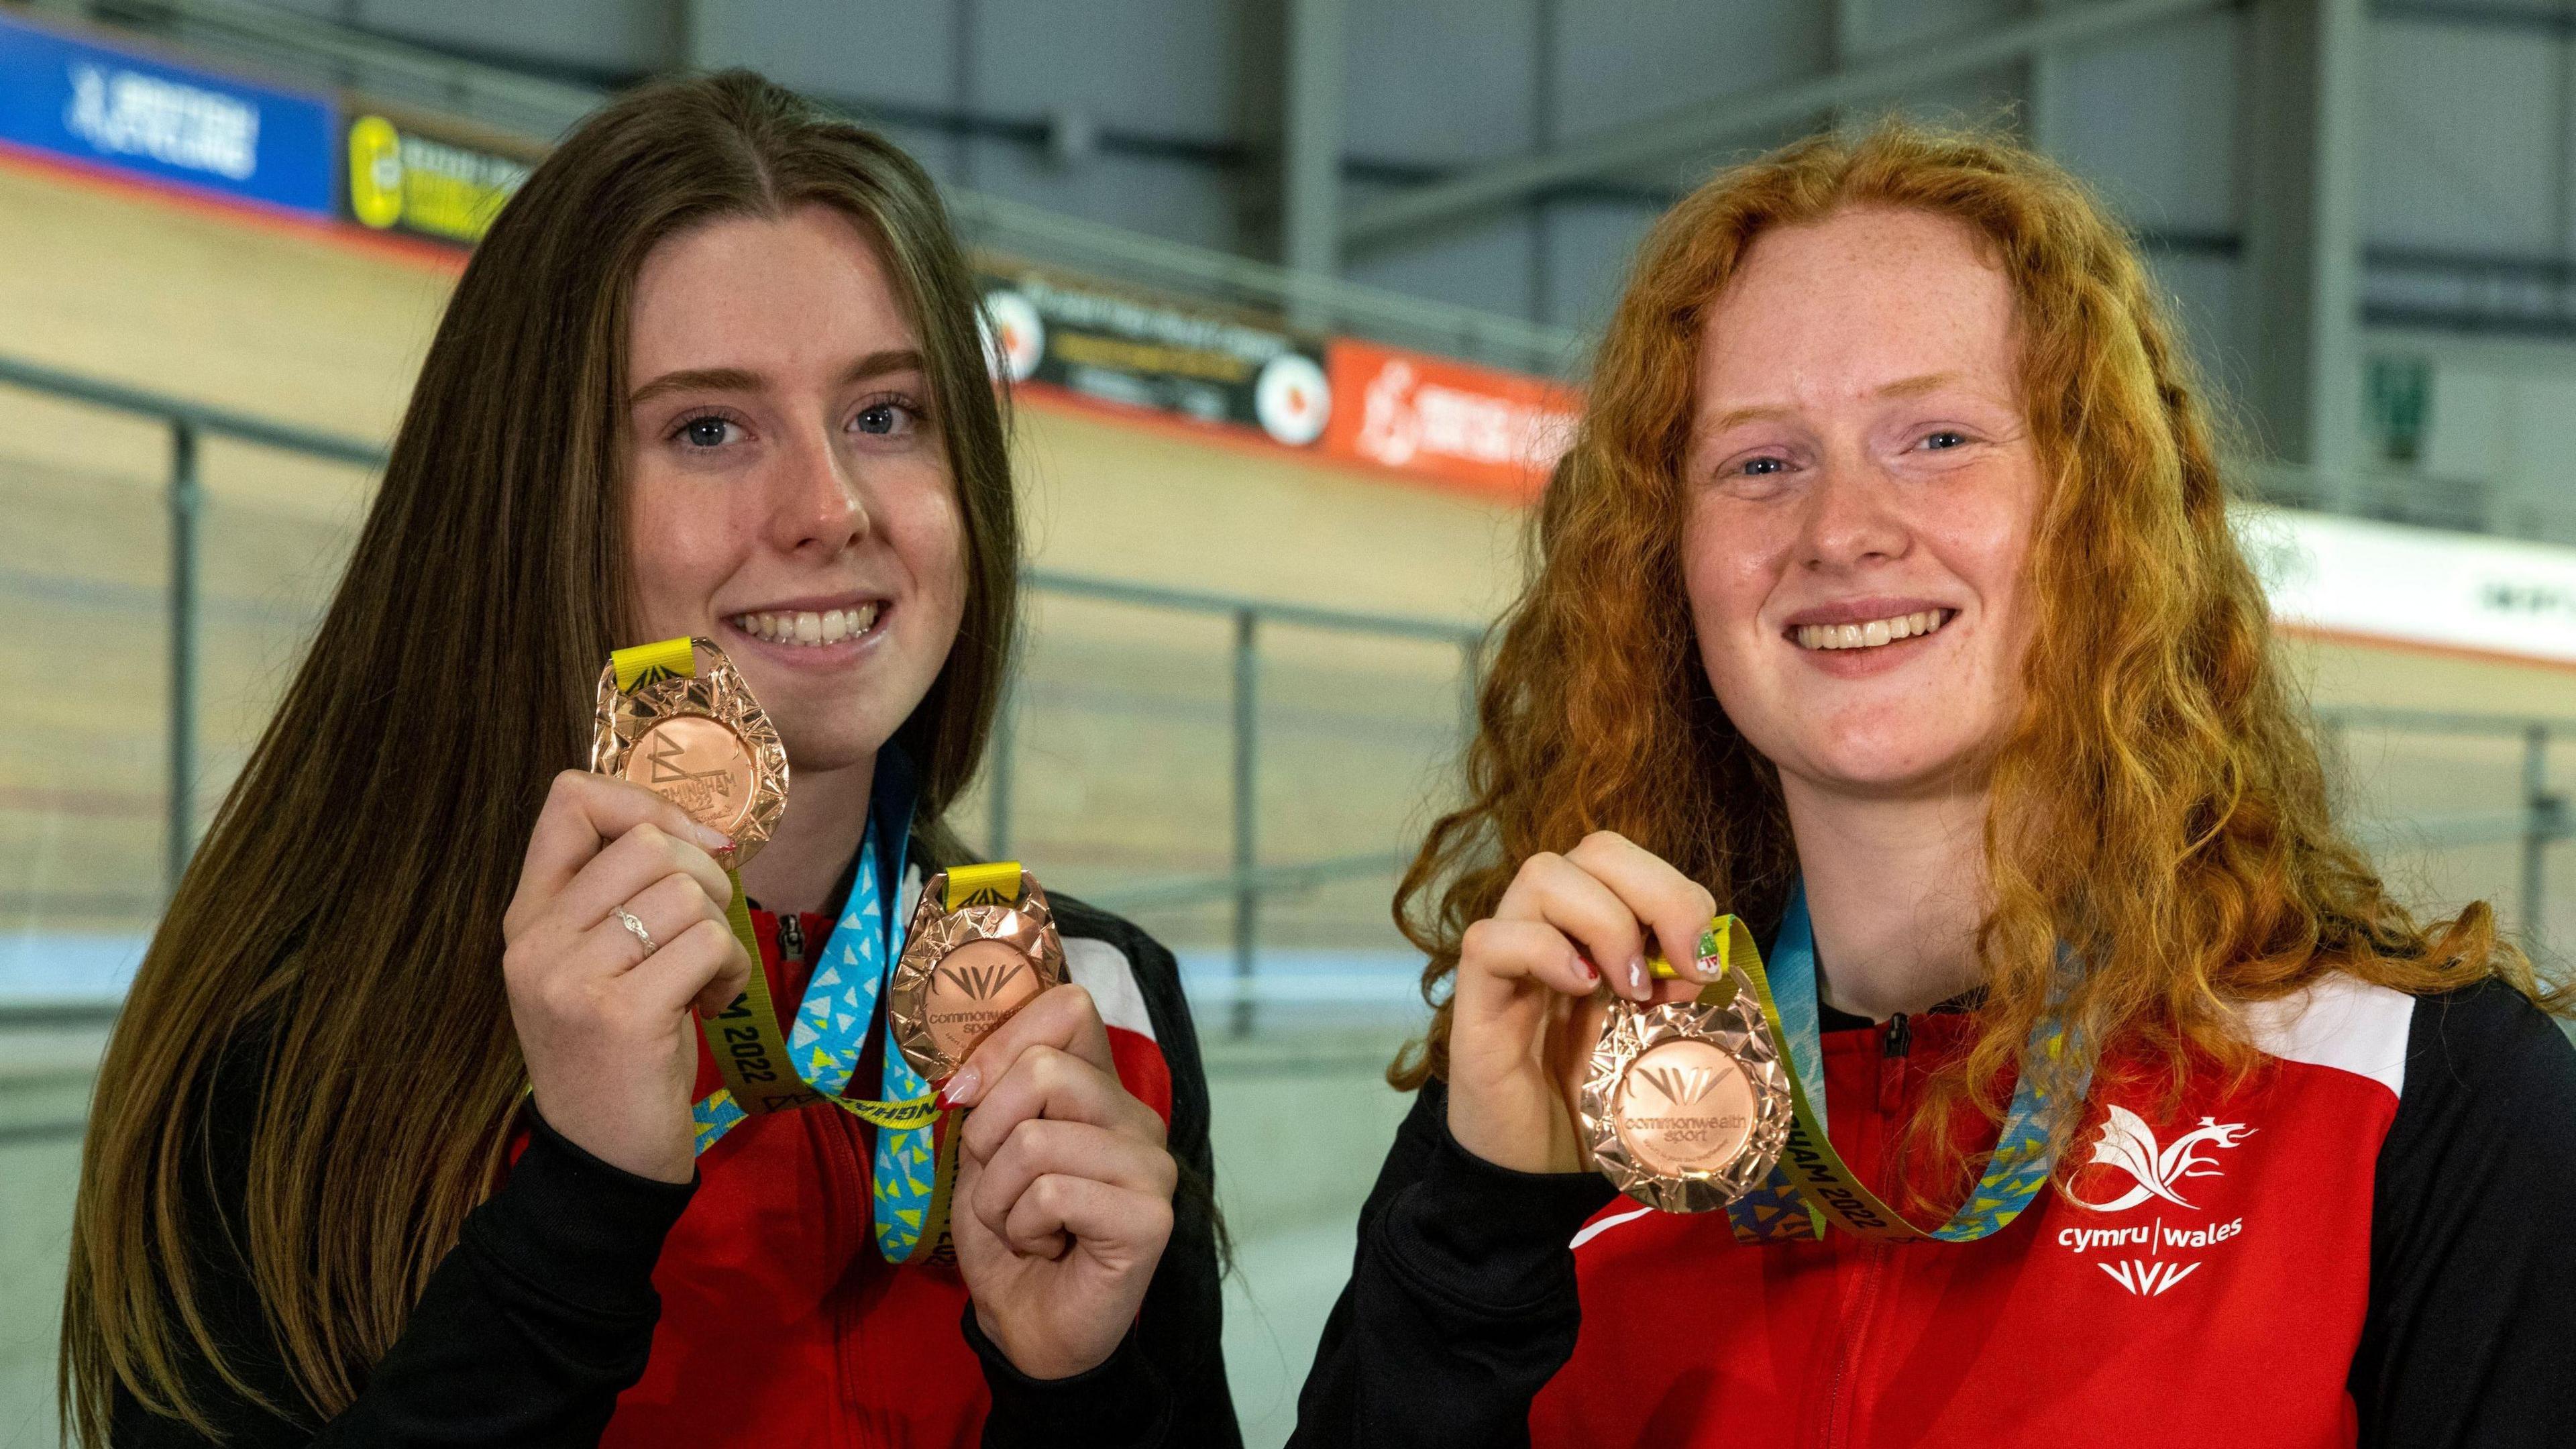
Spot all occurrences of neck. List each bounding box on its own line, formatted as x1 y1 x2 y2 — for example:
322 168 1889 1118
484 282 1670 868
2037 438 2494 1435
737 753 873 916
1782 774 1990 1021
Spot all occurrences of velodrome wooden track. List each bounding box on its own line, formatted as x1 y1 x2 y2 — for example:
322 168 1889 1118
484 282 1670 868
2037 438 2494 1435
6 151 2576 960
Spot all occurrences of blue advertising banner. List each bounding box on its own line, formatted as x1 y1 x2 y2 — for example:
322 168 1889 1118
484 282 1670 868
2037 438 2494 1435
0 12 334 217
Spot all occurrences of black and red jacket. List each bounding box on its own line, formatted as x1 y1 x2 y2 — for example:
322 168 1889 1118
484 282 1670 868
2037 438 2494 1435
118 798 1239 1447
1294 973 2576 1448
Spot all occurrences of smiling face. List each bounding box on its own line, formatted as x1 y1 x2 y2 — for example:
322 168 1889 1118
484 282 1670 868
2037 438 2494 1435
624 203 967 781
1681 206 2044 802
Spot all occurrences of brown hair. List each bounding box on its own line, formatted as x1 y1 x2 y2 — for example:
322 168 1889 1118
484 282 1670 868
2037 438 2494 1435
1393 120 2564 1195
62 71 1016 1438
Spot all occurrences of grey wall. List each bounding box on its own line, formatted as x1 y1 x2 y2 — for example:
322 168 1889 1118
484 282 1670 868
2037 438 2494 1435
247 0 2576 535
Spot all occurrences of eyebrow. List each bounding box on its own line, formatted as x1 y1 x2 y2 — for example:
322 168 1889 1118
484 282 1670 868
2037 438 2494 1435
627 348 928 408
1698 372 1968 433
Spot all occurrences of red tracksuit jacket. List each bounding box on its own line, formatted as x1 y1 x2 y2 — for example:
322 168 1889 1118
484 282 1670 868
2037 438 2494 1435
599 873 1193 1447
1293 973 2576 1448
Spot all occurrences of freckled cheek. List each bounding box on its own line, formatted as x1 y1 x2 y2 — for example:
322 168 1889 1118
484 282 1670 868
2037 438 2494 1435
1681 509 1790 649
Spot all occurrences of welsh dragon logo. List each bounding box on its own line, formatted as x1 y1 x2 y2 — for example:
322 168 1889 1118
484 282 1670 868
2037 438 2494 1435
2068 1104 2256 1212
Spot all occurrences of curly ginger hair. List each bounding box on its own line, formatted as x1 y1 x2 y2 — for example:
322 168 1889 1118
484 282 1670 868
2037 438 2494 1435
1391 120 2561 1194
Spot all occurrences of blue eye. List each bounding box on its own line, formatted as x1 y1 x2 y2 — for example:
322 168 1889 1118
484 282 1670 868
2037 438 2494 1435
853 400 919 437
1740 456 1786 476
678 416 735 448
1923 430 1968 450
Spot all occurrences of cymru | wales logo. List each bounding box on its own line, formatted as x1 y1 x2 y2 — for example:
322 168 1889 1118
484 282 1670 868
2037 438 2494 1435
2056 1105 2257 1297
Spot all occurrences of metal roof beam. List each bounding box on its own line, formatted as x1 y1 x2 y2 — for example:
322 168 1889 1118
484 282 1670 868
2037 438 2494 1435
1341 0 2233 250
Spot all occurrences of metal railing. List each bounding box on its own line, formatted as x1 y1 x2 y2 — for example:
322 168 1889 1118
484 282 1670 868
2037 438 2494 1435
7 348 2575 1030
2316 706 2576 955
0 354 1485 1033
1003 572 1482 1035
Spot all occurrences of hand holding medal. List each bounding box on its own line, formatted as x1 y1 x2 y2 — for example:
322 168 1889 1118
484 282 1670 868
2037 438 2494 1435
941 981 1180 1381
1452 832 2082 1242
1444 831 1726 1176
498 685 758 1185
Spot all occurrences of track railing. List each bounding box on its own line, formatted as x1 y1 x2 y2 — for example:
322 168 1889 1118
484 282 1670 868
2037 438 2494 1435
0 354 1483 1034
7 355 2573 1034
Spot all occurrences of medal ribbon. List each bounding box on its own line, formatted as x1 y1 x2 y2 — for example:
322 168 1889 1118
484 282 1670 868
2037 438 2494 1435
1654 883 2085 1243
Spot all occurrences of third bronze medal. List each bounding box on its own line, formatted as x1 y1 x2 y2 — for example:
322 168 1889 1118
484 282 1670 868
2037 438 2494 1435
1580 918 1797 1212
883 863 1065 1263
1592 907 2082 1244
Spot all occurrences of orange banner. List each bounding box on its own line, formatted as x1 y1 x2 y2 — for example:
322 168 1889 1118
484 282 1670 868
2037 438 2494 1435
1321 339 1580 502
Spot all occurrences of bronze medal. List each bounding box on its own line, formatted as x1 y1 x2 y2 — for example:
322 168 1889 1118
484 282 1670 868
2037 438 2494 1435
589 637 787 865
889 865 1065 1083
1580 971 1795 1214
589 637 814 1118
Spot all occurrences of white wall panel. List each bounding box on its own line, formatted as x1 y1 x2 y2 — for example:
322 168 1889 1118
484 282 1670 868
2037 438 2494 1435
2143 250 2245 407
1551 0 1827 141
217 0 2576 405
872 121 966 188
1538 199 1661 336
1858 62 2027 136
1343 180 1540 320
970 144 1250 254
350 0 666 74
2366 19 2562 255
1867 0 2024 55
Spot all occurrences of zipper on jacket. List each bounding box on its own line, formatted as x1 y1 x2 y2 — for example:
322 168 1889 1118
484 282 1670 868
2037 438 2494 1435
777 913 806 965
1877 1012 1910 1112
1827 1017 1911 1447
1822 1243 1892 1447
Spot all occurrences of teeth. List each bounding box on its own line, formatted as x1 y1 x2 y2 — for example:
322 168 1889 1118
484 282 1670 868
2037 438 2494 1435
1796 609 1949 651
729 604 881 647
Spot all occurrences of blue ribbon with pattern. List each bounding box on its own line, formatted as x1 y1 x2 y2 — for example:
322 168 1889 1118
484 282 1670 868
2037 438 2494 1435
1717 883 2085 1244
687 823 946 1263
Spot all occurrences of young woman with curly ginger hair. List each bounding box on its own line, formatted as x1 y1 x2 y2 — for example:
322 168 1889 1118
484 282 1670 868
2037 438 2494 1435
1294 121 2576 1448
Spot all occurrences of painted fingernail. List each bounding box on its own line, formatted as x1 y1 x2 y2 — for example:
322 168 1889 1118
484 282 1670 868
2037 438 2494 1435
940 1063 981 1108
688 823 733 852
1573 952 1599 985
1626 956 1647 997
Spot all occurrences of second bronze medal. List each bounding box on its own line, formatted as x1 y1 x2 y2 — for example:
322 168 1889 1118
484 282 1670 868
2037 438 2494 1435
880 862 1065 1267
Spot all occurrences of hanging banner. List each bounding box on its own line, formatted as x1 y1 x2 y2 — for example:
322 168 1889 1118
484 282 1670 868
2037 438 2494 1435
2241 504 2576 665
977 268 1332 447
0 11 334 217
1320 338 1580 502
342 107 535 248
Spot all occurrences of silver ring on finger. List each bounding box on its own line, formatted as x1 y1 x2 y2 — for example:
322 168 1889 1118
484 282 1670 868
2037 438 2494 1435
613 907 659 957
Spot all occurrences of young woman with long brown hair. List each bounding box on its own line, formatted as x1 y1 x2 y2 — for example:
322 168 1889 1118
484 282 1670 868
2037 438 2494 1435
1295 123 2576 1447
62 72 1235 1447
